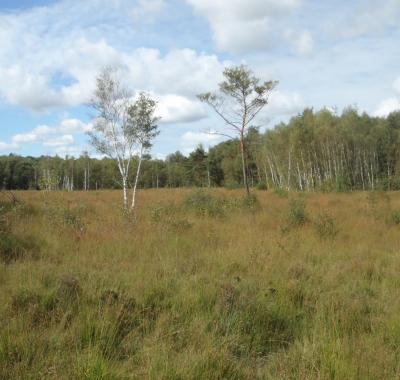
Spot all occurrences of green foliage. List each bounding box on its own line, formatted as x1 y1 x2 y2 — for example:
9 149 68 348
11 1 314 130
286 199 309 228
314 213 338 240
274 187 289 198
3 109 400 192
45 202 86 234
184 189 226 217
150 202 192 232
184 190 259 217
256 181 268 190
388 211 400 225
241 193 259 209
0 197 40 264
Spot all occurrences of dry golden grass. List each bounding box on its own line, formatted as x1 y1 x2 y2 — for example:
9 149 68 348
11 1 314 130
1 188 400 379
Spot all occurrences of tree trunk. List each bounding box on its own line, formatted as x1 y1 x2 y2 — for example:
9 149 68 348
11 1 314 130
240 135 250 196
122 177 128 209
131 147 143 210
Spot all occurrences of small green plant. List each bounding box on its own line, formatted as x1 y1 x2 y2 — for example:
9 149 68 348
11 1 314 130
274 187 289 198
314 213 338 240
184 190 225 217
150 202 192 232
63 210 85 231
287 199 309 228
241 193 259 209
0 234 40 264
256 182 268 191
388 211 400 225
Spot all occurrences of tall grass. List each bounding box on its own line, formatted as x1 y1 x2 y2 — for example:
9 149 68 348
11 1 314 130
1 189 400 379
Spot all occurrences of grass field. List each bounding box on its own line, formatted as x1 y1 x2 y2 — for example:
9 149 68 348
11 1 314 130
1 189 400 379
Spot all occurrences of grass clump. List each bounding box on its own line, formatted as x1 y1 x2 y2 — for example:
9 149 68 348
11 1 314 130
150 202 192 232
286 198 309 228
256 181 268 191
184 189 226 217
274 187 289 198
184 189 259 217
0 200 41 264
388 210 400 225
314 213 339 240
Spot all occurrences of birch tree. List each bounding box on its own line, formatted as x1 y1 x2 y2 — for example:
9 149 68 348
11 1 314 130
127 92 159 210
89 67 135 209
198 65 277 195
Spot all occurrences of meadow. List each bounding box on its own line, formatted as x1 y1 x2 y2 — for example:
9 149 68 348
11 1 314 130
1 188 400 379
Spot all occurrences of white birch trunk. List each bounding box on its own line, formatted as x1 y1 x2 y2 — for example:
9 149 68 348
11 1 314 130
131 146 143 211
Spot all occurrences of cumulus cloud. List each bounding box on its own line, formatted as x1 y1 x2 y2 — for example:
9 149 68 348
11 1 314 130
180 131 224 154
9 119 91 155
42 134 74 147
268 91 304 116
156 95 207 124
0 0 228 114
295 31 314 55
59 119 93 134
186 0 303 53
373 98 400 117
0 141 19 152
284 29 313 55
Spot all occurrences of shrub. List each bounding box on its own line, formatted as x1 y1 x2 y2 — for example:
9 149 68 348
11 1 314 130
287 199 309 228
184 190 225 217
314 213 338 240
241 193 259 209
0 234 40 264
388 211 400 225
214 284 299 358
150 202 192 232
274 187 289 198
184 190 259 217
256 182 268 191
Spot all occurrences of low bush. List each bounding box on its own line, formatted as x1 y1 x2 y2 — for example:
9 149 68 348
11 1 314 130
184 190 226 217
388 211 400 225
184 190 259 217
0 233 41 264
286 199 309 228
274 187 289 198
256 182 268 191
150 202 192 232
314 213 338 240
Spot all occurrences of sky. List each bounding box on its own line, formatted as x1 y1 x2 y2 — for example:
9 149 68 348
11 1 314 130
0 0 399 158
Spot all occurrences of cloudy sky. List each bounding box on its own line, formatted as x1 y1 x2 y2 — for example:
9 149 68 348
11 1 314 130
0 0 399 157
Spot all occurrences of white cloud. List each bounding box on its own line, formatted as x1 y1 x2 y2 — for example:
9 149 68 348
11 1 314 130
0 0 228 114
267 91 304 117
373 98 400 117
284 29 313 55
186 0 302 53
8 119 92 156
42 134 74 147
181 131 224 154
295 31 313 55
59 118 93 133
156 94 207 124
0 141 19 152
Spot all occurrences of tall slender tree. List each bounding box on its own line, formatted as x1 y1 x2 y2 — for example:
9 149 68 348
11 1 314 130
198 65 277 195
127 92 160 210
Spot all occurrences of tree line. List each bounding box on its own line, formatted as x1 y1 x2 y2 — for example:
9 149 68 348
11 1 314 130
2 107 400 192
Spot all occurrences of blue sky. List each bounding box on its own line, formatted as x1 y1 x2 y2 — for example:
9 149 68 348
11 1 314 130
0 0 399 158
